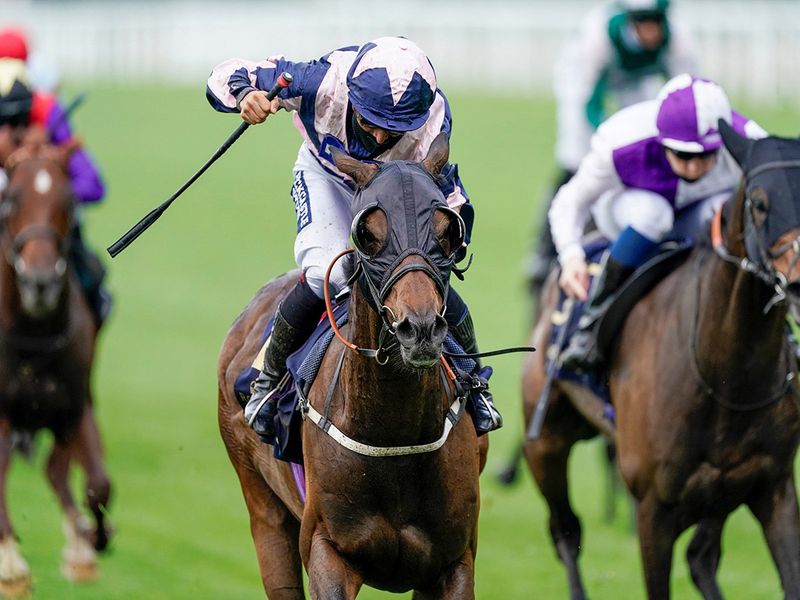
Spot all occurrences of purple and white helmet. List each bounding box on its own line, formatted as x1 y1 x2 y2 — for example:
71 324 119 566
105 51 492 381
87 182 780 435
656 74 733 153
346 37 437 132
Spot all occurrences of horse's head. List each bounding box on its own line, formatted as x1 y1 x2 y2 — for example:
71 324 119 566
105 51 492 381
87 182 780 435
2 147 73 318
333 133 465 368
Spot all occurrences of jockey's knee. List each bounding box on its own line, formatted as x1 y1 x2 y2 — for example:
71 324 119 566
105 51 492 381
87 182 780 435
617 189 674 241
302 261 349 299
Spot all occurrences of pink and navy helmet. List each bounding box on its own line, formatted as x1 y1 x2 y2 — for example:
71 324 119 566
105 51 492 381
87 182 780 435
347 37 437 133
656 74 733 154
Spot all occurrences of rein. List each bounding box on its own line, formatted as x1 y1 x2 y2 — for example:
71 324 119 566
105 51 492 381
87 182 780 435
711 206 791 314
690 246 796 411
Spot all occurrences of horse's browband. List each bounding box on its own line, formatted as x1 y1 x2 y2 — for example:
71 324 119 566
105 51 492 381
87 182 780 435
746 159 800 180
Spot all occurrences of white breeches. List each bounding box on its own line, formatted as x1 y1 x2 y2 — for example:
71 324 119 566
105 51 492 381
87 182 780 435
291 145 354 299
591 188 730 243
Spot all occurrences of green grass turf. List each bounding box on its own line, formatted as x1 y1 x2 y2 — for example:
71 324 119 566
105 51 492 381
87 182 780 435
7 83 799 599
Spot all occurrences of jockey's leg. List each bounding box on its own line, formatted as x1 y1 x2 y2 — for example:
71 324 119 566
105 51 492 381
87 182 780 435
68 221 111 327
445 289 503 433
561 189 673 370
244 277 324 439
245 145 352 441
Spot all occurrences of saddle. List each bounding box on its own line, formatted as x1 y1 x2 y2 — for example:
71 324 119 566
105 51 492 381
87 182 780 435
235 297 494 464
548 238 694 408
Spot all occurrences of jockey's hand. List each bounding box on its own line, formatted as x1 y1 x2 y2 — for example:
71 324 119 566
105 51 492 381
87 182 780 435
239 91 280 125
559 255 590 301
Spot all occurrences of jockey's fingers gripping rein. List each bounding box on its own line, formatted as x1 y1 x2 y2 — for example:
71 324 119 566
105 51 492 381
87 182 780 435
106 72 293 258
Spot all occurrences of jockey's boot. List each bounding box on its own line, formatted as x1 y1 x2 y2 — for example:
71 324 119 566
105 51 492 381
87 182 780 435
451 309 503 434
559 257 634 371
243 279 325 441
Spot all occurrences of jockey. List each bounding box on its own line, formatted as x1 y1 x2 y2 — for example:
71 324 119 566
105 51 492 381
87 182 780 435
528 0 695 294
207 36 499 440
550 74 766 370
0 58 110 326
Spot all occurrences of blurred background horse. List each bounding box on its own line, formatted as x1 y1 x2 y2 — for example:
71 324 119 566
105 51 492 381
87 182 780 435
0 144 112 597
521 123 800 599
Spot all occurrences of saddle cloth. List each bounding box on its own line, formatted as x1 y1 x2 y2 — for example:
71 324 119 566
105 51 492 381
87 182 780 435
547 237 694 418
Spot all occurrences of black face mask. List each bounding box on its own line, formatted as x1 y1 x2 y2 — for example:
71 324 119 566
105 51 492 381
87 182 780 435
350 112 402 158
350 161 465 306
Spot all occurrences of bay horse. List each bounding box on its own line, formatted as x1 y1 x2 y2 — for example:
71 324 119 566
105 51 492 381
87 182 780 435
522 122 800 599
0 145 112 596
218 134 489 599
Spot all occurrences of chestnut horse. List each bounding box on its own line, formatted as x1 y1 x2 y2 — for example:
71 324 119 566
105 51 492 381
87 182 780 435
218 135 488 599
522 122 800 599
0 147 112 597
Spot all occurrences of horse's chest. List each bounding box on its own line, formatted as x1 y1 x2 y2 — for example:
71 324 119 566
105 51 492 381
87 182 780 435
666 446 780 513
312 471 478 587
0 360 84 433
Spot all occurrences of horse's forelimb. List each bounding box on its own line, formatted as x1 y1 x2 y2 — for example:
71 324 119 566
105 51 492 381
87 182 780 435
71 408 113 551
686 517 726 600
749 476 800 599
636 493 679 600
304 531 363 600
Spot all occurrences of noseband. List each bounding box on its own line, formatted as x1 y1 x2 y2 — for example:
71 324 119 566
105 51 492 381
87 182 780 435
4 223 69 277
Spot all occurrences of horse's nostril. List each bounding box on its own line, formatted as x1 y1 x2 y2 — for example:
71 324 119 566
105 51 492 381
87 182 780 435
394 313 448 349
432 315 448 345
394 318 416 347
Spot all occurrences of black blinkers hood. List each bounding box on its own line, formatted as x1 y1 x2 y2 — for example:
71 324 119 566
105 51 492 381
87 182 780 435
350 160 464 304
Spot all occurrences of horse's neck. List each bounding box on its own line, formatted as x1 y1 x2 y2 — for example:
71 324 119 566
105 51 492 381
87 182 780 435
339 291 448 445
695 252 789 397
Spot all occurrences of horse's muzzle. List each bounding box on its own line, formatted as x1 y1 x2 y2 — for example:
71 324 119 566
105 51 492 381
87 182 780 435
16 260 66 318
394 311 448 368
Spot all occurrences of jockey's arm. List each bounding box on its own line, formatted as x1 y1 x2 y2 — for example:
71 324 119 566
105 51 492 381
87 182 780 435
665 20 696 78
206 55 311 120
553 6 613 171
46 101 105 203
549 130 622 299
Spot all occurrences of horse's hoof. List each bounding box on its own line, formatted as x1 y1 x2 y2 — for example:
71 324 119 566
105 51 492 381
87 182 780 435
92 522 113 552
0 575 33 599
60 559 98 583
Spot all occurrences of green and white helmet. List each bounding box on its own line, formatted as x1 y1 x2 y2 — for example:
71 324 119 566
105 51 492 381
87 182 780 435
619 0 669 20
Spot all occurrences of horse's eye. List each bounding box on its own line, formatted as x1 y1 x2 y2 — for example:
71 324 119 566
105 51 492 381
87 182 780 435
433 207 465 258
352 206 388 257
749 188 769 227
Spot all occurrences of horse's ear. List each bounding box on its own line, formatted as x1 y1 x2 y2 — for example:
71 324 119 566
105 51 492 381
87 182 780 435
331 148 379 187
719 118 752 167
422 132 450 177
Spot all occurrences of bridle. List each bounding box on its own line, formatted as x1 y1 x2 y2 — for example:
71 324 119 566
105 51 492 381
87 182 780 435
322 246 457 379
710 159 800 314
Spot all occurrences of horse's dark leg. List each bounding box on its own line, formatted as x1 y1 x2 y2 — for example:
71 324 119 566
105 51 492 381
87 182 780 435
305 531 363 600
411 552 476 600
636 492 678 599
686 517 726 600
524 422 588 600
602 440 618 523
71 406 112 551
236 464 305 600
0 420 31 595
749 476 800 599
46 434 98 581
